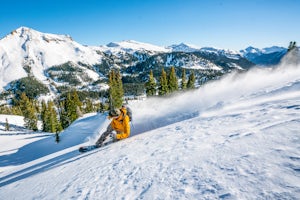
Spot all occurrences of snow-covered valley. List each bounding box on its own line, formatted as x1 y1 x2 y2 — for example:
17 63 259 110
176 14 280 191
0 60 300 199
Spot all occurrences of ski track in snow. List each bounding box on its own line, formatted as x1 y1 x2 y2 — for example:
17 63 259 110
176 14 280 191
0 63 300 199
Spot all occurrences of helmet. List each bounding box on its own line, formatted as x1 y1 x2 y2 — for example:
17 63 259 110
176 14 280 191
109 108 121 117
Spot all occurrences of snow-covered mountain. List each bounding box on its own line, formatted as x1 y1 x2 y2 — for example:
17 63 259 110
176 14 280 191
0 26 288 102
0 27 250 96
104 40 170 54
168 43 200 52
240 46 287 66
0 27 102 90
0 59 299 199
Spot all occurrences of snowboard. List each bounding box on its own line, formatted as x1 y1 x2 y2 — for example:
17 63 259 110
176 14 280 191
78 139 115 153
79 145 98 153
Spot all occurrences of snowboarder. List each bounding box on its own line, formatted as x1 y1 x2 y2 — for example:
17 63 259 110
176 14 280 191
95 106 131 147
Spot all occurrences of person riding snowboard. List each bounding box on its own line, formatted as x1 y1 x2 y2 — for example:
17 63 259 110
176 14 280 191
95 106 130 147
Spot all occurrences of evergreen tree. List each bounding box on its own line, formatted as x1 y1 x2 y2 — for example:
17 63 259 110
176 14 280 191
158 68 169 96
168 67 178 93
19 92 38 131
47 101 60 133
59 101 70 129
84 98 94 113
71 90 83 118
66 92 76 123
19 92 30 115
145 70 156 96
109 70 124 109
115 70 124 108
58 90 82 129
26 102 38 131
11 106 22 115
41 101 48 132
65 90 82 123
56 122 63 133
181 68 187 90
187 71 196 89
5 118 9 131
108 70 116 109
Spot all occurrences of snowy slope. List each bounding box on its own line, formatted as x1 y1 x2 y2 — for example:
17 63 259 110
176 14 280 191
200 47 242 60
0 53 300 199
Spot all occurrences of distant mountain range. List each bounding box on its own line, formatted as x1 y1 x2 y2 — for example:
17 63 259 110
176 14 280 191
0 27 289 102
240 46 287 66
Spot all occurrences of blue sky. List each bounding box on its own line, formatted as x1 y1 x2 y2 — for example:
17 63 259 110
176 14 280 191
1 0 300 50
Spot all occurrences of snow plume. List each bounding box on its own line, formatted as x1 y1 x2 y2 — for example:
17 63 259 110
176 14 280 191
130 60 300 136
85 113 111 144
279 47 300 66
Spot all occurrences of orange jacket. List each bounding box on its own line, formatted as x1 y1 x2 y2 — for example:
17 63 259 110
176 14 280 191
110 107 130 139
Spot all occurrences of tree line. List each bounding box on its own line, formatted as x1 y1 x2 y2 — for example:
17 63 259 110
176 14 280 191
145 67 195 97
1 67 195 134
0 90 107 133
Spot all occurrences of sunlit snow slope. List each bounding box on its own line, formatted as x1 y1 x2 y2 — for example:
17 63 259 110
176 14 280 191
0 58 300 199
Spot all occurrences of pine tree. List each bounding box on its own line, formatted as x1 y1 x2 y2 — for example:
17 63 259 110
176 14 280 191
47 101 60 133
181 68 187 90
41 100 48 132
115 70 124 108
19 92 30 115
145 70 156 96
65 90 83 123
58 90 82 129
158 68 169 96
187 71 196 89
5 118 9 131
168 67 178 93
109 70 124 109
11 106 22 115
59 101 70 129
19 92 38 131
84 98 94 113
66 92 76 123
26 103 38 131
71 90 83 118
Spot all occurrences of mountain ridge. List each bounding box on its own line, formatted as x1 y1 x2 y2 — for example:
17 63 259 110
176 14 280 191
0 26 287 102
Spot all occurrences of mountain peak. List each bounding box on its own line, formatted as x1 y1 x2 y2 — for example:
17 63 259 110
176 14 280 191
9 26 34 36
242 46 286 55
15 26 32 32
168 43 200 52
106 40 169 53
8 26 73 43
262 46 286 54
13 26 44 36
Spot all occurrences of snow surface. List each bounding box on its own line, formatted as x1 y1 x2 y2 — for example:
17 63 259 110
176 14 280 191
0 58 300 199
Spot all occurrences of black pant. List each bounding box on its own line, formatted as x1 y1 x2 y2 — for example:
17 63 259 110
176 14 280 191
95 124 113 146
